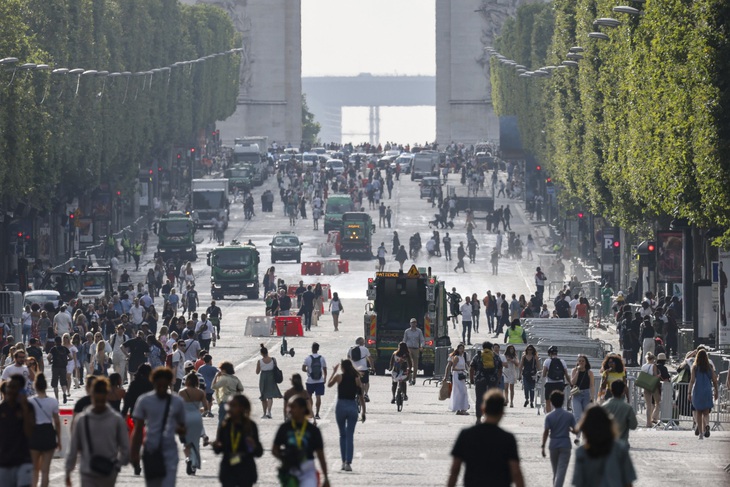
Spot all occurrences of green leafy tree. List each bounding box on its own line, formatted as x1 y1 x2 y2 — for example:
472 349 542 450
301 94 320 146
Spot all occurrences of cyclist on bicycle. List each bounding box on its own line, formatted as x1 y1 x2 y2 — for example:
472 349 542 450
389 342 412 404
347 337 375 402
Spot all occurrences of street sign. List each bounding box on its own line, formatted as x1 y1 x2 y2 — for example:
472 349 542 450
546 186 555 195
407 265 421 278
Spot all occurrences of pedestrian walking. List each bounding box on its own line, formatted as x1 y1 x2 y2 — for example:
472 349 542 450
502 345 519 408
542 346 571 413
255 345 282 419
601 381 638 446
212 362 244 426
302 343 327 420
212 394 263 487
327 360 366 472
376 242 387 271
460 297 473 345
130 367 187 487
328 293 343 331
454 242 467 272
273 396 329 487
640 352 662 428
449 344 470 415
65 377 129 487
688 348 719 440
469 342 502 423
542 391 576 487
395 245 408 270
447 390 525 487
443 232 452 261
29 374 60 487
518 345 538 408
570 355 595 444
491 247 500 275
572 407 637 487
180 373 208 475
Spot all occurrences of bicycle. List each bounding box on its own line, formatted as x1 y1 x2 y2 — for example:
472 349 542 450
394 379 407 412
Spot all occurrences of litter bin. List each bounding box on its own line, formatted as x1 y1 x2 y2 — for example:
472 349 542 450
55 407 74 458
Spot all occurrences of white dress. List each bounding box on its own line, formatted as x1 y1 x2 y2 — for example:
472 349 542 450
449 355 470 412
503 355 517 384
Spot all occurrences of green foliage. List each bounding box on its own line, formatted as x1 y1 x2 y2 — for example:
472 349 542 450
301 94 321 146
0 0 240 208
491 0 730 241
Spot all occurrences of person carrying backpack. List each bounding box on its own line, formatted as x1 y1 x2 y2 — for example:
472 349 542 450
541 346 572 413
302 343 328 420
347 337 374 402
469 342 503 424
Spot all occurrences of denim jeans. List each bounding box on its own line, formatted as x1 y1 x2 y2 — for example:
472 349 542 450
486 310 495 332
335 399 359 463
462 321 472 344
523 374 536 403
572 389 592 425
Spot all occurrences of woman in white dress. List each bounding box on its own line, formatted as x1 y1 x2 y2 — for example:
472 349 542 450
502 345 520 408
449 344 470 415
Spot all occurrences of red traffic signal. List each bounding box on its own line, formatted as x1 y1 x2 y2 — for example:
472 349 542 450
16 231 23 238
577 212 584 219
176 153 182 159
116 190 122 196
148 169 153 175
158 166 163 172
613 240 620 248
546 177 552 183
190 148 196 153
536 165 542 171
68 212 75 220
647 242 656 252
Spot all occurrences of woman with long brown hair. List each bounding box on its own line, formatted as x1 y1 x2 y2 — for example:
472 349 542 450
29 373 61 487
327 359 366 471
389 342 412 404
688 348 719 439
519 344 539 407
448 344 469 415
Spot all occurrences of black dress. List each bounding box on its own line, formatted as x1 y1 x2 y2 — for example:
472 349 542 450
214 419 263 487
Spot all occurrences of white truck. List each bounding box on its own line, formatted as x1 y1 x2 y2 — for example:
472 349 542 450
233 136 270 182
411 151 440 181
191 179 229 229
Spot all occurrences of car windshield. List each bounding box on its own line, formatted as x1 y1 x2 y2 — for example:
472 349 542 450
214 250 253 268
81 274 106 290
326 199 354 214
193 191 225 210
160 220 191 235
227 169 250 178
24 294 58 304
274 236 299 246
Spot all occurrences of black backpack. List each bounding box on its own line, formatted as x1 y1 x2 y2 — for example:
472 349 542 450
350 346 362 363
547 358 565 381
309 355 323 381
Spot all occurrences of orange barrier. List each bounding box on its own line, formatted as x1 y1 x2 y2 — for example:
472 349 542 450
275 316 303 336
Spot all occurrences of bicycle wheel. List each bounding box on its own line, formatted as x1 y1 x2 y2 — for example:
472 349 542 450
356 395 362 414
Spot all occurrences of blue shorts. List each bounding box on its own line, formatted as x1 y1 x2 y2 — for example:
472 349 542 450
306 382 325 396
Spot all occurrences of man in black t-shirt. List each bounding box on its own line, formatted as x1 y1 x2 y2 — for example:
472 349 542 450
122 331 150 379
26 338 44 373
278 290 292 316
448 389 524 487
205 301 222 341
48 336 71 403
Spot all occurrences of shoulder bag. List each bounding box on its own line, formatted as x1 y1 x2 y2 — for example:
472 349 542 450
635 370 660 392
85 415 116 476
272 358 284 384
142 395 171 480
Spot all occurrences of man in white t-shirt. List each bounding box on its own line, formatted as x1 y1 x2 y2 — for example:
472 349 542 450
128 299 145 328
53 305 73 337
183 331 201 362
569 294 580 317
1 349 34 391
302 342 327 420
171 340 187 392
348 337 374 401
195 314 213 352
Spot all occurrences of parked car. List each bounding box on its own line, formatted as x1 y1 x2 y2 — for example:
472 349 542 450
419 176 443 199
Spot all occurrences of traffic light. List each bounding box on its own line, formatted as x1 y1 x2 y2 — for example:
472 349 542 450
546 177 552 184
647 241 656 265
577 212 584 219
16 231 23 239
68 211 75 222
158 166 163 173
116 190 122 197
177 153 182 160
536 165 542 171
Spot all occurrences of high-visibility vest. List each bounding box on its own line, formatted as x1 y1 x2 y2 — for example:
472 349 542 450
133 244 142 256
507 325 525 344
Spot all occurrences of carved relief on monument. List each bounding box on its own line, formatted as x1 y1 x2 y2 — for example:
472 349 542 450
202 1 253 99
475 0 535 87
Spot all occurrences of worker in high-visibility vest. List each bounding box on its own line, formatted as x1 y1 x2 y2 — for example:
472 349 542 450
132 241 142 271
121 235 132 263
505 319 526 344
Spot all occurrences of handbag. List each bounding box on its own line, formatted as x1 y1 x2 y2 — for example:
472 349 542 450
457 372 467 381
84 416 116 476
142 395 171 480
438 380 452 401
570 386 581 397
635 371 660 392
273 358 284 384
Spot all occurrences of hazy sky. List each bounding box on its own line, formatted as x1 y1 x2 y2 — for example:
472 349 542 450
302 0 436 77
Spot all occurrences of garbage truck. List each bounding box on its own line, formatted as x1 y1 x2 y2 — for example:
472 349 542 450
207 240 260 300
155 211 197 261
191 179 229 229
363 265 450 375
340 212 375 260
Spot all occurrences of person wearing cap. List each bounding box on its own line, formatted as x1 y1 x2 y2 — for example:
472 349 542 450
403 318 425 385
542 347 571 413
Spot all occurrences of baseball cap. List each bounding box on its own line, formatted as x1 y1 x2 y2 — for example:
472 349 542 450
184 360 194 369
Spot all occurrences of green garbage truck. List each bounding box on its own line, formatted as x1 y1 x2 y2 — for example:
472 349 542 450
155 211 197 261
207 240 260 300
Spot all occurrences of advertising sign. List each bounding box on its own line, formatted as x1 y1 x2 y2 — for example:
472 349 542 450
656 231 683 283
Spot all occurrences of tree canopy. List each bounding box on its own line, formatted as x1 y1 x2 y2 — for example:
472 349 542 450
490 0 730 243
0 0 241 210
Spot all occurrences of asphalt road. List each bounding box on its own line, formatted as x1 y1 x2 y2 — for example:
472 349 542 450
51 171 729 486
